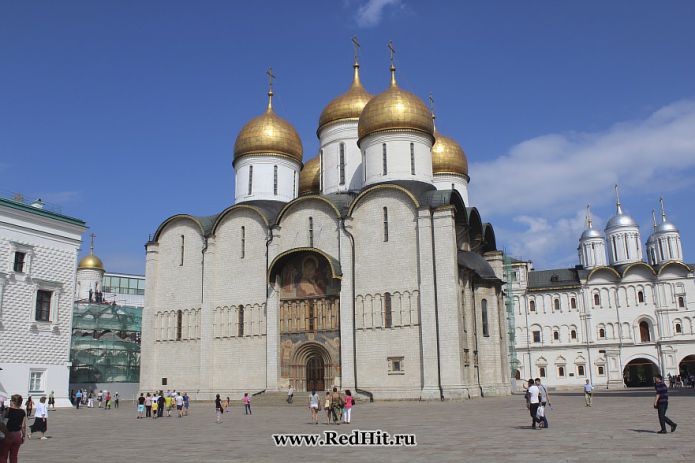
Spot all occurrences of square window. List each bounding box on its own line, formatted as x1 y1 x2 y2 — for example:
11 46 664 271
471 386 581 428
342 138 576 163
388 356 404 375
35 290 52 322
29 371 44 393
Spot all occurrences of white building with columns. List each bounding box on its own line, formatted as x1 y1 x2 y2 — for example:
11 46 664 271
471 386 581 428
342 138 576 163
511 194 695 389
140 51 511 400
0 196 86 407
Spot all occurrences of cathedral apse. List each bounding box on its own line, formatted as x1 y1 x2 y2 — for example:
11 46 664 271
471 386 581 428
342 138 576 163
276 251 341 392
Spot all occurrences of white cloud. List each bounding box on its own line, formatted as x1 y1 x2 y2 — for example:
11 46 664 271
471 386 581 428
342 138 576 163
470 99 695 268
355 0 402 28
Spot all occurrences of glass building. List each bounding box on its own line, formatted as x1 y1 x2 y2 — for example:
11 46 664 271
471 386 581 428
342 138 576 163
69 303 142 384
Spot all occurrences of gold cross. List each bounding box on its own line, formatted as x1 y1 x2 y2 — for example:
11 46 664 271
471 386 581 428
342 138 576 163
266 67 276 91
388 40 396 66
428 93 435 113
90 233 96 253
352 36 360 64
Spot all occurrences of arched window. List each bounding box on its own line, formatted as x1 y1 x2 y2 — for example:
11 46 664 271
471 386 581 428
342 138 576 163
238 306 245 337
176 310 183 341
309 217 314 247
554 299 560 311
529 300 536 312
384 293 392 328
638 291 644 303
481 299 489 337
570 297 577 309
571 329 577 340
599 328 605 339
382 143 388 175
339 143 346 185
639 321 650 342
241 226 246 259
553 331 559 341
180 235 185 266
383 207 389 242
248 165 253 195
558 366 565 377
678 297 685 308
594 293 600 306
410 142 415 175
675 323 682 334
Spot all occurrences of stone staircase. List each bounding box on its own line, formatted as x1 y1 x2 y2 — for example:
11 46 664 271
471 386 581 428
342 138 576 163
249 391 312 406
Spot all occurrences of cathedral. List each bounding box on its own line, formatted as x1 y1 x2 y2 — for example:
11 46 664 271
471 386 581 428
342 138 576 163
139 45 511 400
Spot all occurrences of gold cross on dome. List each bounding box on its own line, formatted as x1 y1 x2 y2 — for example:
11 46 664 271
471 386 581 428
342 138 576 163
90 233 96 253
266 67 276 91
428 93 435 113
352 36 360 64
388 40 396 66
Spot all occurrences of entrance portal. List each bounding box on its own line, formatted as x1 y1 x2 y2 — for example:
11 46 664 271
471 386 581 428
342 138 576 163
306 356 325 392
679 355 695 379
623 358 659 387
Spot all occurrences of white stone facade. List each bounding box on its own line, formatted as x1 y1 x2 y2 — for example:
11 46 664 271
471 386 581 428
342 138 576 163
0 197 86 407
234 155 301 204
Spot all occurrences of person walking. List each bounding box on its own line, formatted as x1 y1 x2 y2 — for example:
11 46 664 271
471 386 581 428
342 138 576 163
583 379 593 407
175 393 184 418
287 385 294 404
215 394 223 423
535 378 550 429
0 395 27 463
164 394 172 417
654 375 677 434
87 391 94 408
97 390 103 408
137 393 146 419
224 397 231 413
183 393 190 416
29 397 48 440
308 390 319 424
47 391 55 411
324 392 332 425
343 390 353 424
151 395 158 419
330 388 342 425
526 379 541 429
104 391 111 410
144 393 152 418
24 397 33 418
75 389 82 410
157 393 165 418
243 393 252 415
114 392 119 409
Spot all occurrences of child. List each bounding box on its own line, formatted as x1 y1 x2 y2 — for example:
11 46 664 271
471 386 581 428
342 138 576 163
324 392 332 425
225 397 231 413
151 397 158 419
243 393 252 415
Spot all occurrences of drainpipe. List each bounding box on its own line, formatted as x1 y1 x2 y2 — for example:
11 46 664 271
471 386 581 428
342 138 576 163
340 218 372 402
471 278 484 397
265 225 275 392
429 214 444 401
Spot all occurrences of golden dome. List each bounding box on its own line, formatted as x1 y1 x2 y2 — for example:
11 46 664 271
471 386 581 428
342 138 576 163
357 66 434 143
432 127 468 176
78 253 104 271
318 64 373 133
233 91 303 163
298 156 321 195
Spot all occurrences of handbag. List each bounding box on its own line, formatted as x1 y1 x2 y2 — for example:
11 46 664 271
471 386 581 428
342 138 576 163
536 405 545 418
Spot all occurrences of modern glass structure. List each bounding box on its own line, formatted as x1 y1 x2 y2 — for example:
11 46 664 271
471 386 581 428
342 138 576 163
69 303 142 384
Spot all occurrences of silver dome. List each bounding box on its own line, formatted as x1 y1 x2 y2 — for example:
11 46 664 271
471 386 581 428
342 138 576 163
605 213 638 230
655 221 679 234
580 228 603 240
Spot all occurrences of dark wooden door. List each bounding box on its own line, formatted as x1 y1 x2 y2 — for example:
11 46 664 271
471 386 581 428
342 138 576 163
306 356 325 392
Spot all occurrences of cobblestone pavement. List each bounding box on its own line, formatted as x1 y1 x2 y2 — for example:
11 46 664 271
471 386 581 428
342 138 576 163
16 389 695 463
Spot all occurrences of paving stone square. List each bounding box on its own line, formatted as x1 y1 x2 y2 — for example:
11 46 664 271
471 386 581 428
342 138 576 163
16 390 695 463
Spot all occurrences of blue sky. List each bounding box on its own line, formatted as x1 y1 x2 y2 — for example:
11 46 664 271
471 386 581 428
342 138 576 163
2 0 694 273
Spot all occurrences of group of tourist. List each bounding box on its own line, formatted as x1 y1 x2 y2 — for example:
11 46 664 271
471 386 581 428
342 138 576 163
308 387 354 425
213 393 253 423
667 373 695 389
70 389 119 409
0 394 50 463
137 390 189 419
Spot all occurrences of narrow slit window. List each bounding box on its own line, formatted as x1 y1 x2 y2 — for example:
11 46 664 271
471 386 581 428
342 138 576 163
248 165 253 195
176 310 183 341
320 150 324 190
571 297 577 309
309 217 314 247
362 150 366 182
273 165 278 195
638 291 644 303
554 299 560 311
382 143 387 175
481 299 489 337
241 226 246 259
238 306 245 337
384 293 392 328
594 293 600 306
293 171 297 196
410 143 415 175
180 235 185 266
624 236 630 259
612 236 618 260
383 207 389 242
339 143 346 185
529 300 536 312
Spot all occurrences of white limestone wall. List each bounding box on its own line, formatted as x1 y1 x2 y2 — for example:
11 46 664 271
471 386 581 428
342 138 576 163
433 174 469 206
235 156 301 204
273 199 341 258
578 238 607 269
319 120 363 193
360 132 433 187
647 232 683 265
75 268 103 301
606 227 642 265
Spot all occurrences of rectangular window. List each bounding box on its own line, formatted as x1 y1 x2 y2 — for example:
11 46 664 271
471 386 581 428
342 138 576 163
293 171 297 196
624 236 630 259
382 143 387 175
162 377 168 386
539 367 546 378
320 150 324 190
383 207 389 242
241 226 246 259
410 143 415 175
577 365 585 376
309 217 314 248
384 293 392 328
238 306 245 337
273 165 278 195
481 299 489 337
13 252 26 272
362 151 366 181
597 366 605 375
35 290 51 322
248 165 253 195
180 235 185 266
339 143 345 185
532 331 541 343
29 371 44 392
558 366 565 377
388 356 404 375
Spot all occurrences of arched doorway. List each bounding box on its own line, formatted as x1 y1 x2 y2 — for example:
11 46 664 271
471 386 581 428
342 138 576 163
623 358 659 387
306 355 325 392
639 321 651 342
679 355 695 378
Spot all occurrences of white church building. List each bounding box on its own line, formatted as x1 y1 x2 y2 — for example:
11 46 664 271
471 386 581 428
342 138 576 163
140 48 511 400
510 193 695 389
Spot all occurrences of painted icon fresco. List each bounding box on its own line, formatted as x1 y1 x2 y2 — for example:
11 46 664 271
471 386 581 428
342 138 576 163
279 253 340 299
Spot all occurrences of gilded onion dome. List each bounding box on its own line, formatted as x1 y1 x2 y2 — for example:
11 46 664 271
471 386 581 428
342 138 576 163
318 63 373 133
233 90 303 164
357 65 434 142
298 156 321 195
432 120 468 176
78 236 104 271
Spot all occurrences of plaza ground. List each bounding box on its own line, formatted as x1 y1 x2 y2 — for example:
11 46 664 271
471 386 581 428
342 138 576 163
18 389 695 463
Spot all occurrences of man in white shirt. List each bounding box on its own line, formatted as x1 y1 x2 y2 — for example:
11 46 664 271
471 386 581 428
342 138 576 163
584 379 593 407
526 379 541 429
175 393 184 418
